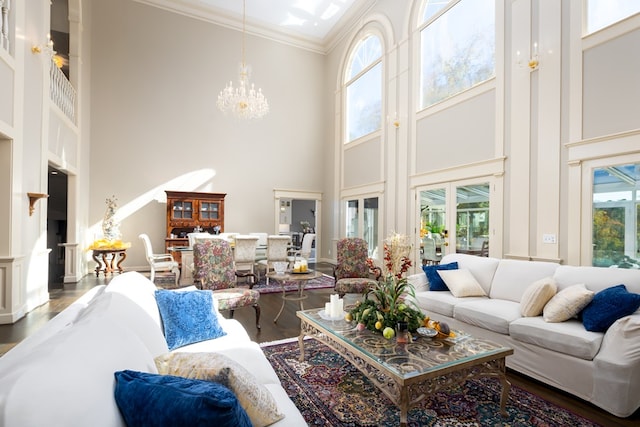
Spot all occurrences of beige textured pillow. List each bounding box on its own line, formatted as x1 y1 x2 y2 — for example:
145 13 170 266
437 269 486 298
155 352 284 427
520 277 557 317
543 284 594 323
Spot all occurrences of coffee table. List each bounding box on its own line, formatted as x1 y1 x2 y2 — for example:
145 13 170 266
297 308 513 426
268 270 323 322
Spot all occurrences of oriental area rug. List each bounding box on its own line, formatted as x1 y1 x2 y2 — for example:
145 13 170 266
252 273 335 294
262 338 602 427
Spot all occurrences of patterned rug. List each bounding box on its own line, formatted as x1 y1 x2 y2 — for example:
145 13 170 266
262 339 602 427
252 273 335 294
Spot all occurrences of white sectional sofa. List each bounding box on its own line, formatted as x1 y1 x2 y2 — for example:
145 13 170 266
407 253 640 418
0 271 305 426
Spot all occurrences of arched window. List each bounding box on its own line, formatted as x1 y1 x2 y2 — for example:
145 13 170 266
345 35 382 143
586 0 640 34
418 0 495 110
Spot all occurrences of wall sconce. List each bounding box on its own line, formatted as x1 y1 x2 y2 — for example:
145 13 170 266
28 192 48 216
516 42 539 71
388 112 400 128
31 34 55 57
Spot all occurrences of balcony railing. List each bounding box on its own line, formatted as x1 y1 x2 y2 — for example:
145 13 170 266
50 60 76 123
1 0 10 52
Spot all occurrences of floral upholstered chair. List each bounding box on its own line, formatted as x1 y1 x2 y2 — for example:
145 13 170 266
333 237 381 297
193 239 261 329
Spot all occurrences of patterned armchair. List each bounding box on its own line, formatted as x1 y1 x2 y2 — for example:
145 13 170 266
193 239 261 329
333 237 381 297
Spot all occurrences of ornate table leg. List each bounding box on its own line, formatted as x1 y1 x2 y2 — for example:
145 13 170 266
498 372 511 416
102 253 112 274
92 251 102 276
115 251 126 273
273 279 286 323
298 333 306 362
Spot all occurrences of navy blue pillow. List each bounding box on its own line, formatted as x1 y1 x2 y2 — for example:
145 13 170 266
422 262 459 291
155 289 226 350
114 370 252 427
581 284 640 332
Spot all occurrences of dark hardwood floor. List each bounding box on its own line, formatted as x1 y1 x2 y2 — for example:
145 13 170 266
1 262 638 426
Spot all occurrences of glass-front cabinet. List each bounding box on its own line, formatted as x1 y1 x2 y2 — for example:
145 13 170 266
165 191 226 259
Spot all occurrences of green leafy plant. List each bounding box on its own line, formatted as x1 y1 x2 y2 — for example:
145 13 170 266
349 274 426 333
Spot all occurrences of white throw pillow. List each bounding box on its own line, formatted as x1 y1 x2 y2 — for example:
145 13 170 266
520 277 557 317
437 269 486 298
543 283 594 322
155 352 284 427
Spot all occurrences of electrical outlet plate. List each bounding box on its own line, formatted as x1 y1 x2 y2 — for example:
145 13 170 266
542 234 556 244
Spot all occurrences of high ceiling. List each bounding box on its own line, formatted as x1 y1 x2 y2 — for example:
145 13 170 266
135 0 372 53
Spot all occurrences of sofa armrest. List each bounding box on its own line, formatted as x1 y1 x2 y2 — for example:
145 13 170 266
596 313 640 365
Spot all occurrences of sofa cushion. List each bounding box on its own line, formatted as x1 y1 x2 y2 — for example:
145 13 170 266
520 277 557 317
79 291 170 357
453 299 521 335
114 370 252 427
155 289 226 350
155 352 284 427
106 271 164 328
489 259 560 302
414 291 487 318
543 284 594 323
1 315 157 427
553 265 640 294
422 262 458 291
439 253 500 294
510 317 604 360
437 269 486 297
581 285 640 332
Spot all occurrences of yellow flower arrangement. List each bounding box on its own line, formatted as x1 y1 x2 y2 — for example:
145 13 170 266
87 239 131 251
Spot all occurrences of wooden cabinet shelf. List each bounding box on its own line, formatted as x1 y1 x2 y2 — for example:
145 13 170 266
165 191 226 263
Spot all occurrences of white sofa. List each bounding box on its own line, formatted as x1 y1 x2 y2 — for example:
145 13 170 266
0 271 306 426
407 253 640 418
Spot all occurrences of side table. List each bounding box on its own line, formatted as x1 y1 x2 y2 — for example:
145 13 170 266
92 248 127 276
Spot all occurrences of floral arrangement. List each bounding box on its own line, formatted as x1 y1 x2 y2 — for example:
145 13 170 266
102 196 121 242
348 232 426 335
87 196 130 251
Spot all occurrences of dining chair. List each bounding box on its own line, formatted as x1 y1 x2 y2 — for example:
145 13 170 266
233 235 259 274
422 236 440 266
257 235 292 284
138 233 180 287
333 237 380 297
288 233 315 264
249 232 268 262
192 239 261 330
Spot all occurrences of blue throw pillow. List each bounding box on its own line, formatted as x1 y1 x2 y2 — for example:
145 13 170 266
581 284 640 332
422 262 459 291
155 289 226 350
114 370 252 427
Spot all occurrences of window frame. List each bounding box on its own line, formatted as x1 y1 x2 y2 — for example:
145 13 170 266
343 33 384 144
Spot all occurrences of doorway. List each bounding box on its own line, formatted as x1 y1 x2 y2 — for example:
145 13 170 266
274 190 322 262
47 166 68 289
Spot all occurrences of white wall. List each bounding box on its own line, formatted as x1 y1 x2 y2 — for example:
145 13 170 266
87 0 327 268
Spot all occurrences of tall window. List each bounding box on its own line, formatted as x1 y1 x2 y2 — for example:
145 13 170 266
345 197 379 258
586 0 640 34
419 0 495 109
592 163 640 268
345 35 382 143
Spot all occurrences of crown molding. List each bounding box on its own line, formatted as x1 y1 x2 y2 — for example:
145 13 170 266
133 0 375 55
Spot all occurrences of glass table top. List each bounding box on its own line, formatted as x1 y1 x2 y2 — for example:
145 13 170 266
298 308 512 379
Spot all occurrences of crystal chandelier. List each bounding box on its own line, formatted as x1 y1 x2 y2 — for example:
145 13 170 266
217 0 269 119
